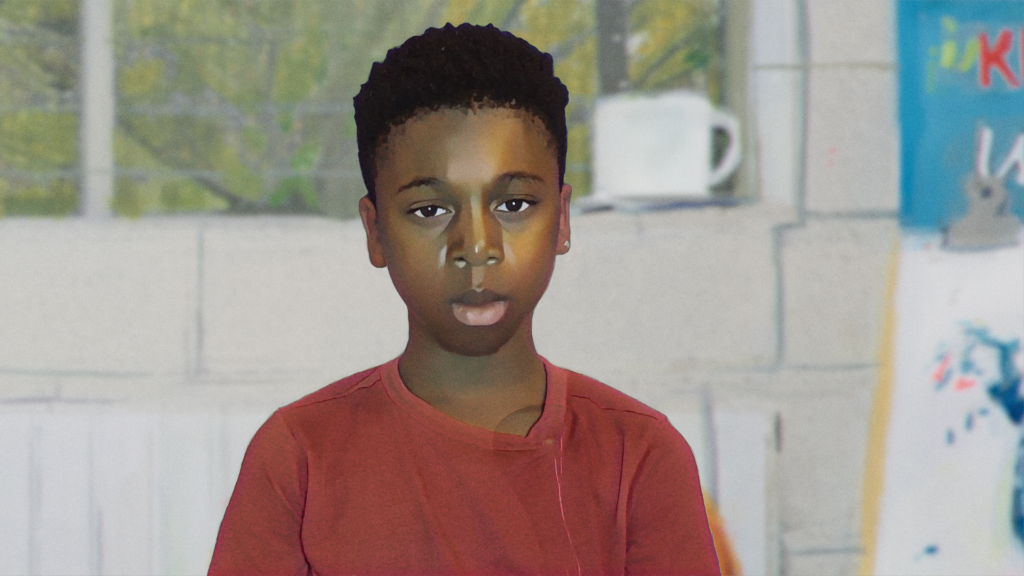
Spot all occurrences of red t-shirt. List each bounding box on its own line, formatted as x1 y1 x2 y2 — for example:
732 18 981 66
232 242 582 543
209 358 720 576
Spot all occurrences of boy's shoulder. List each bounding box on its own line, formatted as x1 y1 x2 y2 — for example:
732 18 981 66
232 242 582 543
557 365 668 425
279 364 386 414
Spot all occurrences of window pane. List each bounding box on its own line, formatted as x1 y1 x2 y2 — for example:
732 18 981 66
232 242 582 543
0 0 80 217
0 0 723 218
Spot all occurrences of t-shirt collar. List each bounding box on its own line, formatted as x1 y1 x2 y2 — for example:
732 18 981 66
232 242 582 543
379 356 567 451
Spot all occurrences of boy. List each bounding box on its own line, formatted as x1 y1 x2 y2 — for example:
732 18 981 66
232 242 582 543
209 23 719 575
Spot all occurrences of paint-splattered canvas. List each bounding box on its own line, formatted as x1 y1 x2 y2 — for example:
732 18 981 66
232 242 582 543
867 2 1024 574
870 237 1024 574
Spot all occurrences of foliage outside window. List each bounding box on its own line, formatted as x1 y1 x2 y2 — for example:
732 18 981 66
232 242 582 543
0 0 723 219
0 0 80 217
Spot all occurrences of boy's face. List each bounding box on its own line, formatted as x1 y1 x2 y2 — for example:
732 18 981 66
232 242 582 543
359 107 571 357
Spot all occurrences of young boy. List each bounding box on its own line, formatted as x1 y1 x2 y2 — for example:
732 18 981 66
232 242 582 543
209 23 719 576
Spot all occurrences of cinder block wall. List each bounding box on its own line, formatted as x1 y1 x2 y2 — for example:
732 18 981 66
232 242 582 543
0 2 900 574
771 1 898 574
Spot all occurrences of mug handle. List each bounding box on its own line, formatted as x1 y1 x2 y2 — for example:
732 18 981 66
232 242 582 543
708 109 742 187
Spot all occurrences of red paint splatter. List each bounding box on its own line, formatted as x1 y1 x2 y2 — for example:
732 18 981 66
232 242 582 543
955 377 976 391
933 354 951 382
826 147 837 167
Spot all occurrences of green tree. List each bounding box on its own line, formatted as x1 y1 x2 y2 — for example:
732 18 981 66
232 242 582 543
113 0 452 218
0 0 721 218
0 0 80 216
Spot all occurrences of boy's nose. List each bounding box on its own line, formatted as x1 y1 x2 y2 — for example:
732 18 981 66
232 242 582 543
448 201 504 268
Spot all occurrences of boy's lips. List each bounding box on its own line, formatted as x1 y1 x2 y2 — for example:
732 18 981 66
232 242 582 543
451 289 508 326
451 288 506 306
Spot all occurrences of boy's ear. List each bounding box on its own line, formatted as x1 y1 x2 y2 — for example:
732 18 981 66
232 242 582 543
359 196 388 269
556 183 572 255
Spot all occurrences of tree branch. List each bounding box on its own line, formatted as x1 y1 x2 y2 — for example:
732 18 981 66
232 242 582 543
115 114 261 212
632 24 714 90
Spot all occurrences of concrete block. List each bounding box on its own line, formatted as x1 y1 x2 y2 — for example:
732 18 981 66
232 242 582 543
535 205 779 376
804 67 899 214
606 364 778 417
0 373 59 401
714 409 775 576
751 0 803 67
773 369 875 544
56 374 164 402
0 221 199 375
667 367 875 568
784 548 861 576
0 402 281 576
807 0 895 65
155 411 221 575
171 380 316 412
201 219 407 380
94 411 155 575
0 410 33 575
36 410 93 574
754 68 804 208
782 219 897 366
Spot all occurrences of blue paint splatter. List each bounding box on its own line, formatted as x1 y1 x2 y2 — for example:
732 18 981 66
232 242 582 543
960 325 1023 423
960 325 1023 544
1013 434 1024 543
933 350 953 391
980 345 1023 425
946 429 956 445
958 338 985 377
979 407 989 416
965 412 974 431
914 544 940 561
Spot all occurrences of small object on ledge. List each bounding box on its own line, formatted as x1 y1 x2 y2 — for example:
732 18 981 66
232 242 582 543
943 175 1022 250
590 90 742 201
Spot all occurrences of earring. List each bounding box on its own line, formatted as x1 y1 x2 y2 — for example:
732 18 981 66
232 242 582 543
563 239 570 249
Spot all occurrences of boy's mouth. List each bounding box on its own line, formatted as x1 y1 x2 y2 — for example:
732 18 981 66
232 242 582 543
451 289 508 326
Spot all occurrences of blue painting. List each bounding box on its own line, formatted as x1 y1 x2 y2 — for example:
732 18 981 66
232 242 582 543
898 0 1024 231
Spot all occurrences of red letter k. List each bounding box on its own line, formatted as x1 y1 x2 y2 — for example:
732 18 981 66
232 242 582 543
979 29 1020 88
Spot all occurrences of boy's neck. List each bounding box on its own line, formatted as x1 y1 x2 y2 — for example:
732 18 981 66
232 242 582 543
397 318 547 435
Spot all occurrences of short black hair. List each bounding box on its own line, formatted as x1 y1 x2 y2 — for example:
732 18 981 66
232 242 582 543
353 23 569 202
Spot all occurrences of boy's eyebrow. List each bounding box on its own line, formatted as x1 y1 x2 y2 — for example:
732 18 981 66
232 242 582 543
497 171 545 185
396 172 545 195
396 177 444 195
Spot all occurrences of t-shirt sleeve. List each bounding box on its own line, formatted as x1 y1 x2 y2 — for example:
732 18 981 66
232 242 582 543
625 420 721 576
209 411 310 576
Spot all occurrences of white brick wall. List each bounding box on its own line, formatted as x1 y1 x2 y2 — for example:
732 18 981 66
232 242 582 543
536 205 785 378
0 222 199 375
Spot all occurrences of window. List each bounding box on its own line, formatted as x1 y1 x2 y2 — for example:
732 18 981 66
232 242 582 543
1 0 732 218
0 0 80 217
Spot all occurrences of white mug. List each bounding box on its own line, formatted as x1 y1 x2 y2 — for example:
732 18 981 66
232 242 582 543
591 90 742 201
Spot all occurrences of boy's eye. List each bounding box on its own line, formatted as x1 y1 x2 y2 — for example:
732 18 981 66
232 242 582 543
495 199 533 213
410 205 449 218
